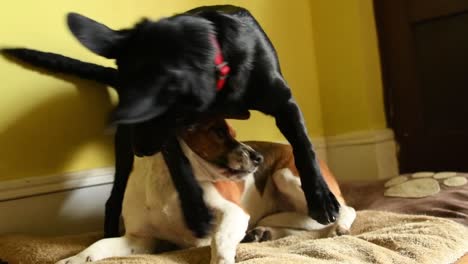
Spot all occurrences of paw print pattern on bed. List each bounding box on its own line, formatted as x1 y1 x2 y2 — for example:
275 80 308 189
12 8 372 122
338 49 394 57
383 172 468 198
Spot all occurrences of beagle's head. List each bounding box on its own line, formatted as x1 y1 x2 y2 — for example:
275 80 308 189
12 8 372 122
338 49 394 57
180 118 263 181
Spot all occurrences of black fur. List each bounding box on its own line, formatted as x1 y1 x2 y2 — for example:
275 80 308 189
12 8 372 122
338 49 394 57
1 5 340 238
1 48 118 87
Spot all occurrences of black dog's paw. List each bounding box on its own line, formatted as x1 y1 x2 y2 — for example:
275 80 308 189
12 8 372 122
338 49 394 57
182 199 214 238
308 186 340 225
242 227 272 243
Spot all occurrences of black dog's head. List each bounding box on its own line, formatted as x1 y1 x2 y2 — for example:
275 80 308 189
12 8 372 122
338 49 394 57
67 13 219 125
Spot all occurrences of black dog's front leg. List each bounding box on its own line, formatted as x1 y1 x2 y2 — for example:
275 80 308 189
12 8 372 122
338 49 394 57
271 91 340 224
162 137 213 238
104 125 134 238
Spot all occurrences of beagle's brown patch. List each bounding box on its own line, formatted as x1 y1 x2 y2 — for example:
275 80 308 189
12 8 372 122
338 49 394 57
180 119 236 162
213 181 245 206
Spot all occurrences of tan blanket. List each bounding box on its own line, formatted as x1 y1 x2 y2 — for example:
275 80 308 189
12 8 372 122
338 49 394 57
1 210 467 264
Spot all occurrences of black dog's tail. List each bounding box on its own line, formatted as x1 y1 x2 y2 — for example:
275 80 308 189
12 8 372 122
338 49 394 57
1 48 118 88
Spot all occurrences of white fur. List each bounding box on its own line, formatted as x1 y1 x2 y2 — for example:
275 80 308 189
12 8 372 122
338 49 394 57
269 168 356 236
272 168 308 213
202 182 249 264
56 140 249 264
56 141 355 264
56 236 155 263
240 174 277 228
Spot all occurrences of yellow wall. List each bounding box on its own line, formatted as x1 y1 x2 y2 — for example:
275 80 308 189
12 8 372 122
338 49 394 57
0 0 324 181
310 0 386 136
0 0 386 181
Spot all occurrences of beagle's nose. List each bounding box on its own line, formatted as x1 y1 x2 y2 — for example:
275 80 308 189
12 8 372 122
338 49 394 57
249 151 264 165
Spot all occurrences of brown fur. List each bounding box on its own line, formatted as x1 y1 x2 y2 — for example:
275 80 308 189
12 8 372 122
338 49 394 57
244 141 345 205
179 119 247 205
213 181 245 206
180 119 236 162
181 120 344 210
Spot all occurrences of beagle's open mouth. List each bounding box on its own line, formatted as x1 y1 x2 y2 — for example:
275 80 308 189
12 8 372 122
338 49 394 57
214 162 257 177
225 166 253 175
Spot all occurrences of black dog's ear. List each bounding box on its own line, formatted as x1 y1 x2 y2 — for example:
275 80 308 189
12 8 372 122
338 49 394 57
203 109 250 121
224 110 251 120
110 98 170 125
67 13 126 58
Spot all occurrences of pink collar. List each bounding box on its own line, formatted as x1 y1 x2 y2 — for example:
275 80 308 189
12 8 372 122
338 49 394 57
211 36 230 91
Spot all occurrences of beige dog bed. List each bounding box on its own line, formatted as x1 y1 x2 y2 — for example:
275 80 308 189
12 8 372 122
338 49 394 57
1 210 467 264
1 174 468 264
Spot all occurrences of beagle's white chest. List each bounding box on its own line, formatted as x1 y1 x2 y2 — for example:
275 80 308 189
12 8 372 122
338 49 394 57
122 154 209 247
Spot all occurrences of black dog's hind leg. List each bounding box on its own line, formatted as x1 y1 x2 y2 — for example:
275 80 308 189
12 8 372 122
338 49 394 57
162 137 213 238
268 79 340 224
104 125 134 238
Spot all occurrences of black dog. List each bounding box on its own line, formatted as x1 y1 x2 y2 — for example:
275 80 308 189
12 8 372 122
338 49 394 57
2 5 339 238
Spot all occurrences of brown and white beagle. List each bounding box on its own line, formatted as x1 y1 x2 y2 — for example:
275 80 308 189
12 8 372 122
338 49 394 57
56 119 356 264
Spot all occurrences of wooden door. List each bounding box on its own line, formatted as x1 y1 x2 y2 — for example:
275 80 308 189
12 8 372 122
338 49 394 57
374 0 468 172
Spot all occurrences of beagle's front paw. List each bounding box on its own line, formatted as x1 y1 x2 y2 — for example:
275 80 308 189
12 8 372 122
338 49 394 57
328 224 350 237
242 226 273 242
55 254 96 264
210 255 235 264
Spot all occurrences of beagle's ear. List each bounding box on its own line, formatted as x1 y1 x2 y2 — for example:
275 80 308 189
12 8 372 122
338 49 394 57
186 123 200 132
67 12 127 58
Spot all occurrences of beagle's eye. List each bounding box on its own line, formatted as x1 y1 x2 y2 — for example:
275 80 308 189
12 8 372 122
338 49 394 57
213 127 226 139
187 124 198 132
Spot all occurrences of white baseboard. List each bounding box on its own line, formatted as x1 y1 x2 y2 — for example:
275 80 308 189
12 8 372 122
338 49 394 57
0 167 114 201
0 168 114 236
325 129 399 181
280 131 398 181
